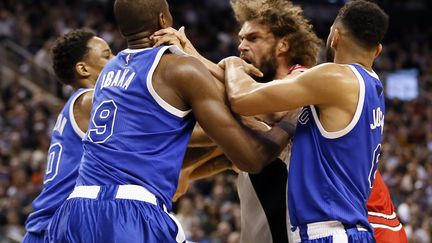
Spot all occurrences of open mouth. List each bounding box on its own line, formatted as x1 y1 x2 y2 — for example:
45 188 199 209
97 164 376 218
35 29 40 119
241 56 252 64
239 53 251 63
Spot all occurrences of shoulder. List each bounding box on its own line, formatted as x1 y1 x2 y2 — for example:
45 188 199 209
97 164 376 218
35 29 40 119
74 90 93 115
157 53 216 96
72 89 93 133
160 53 210 81
293 63 358 88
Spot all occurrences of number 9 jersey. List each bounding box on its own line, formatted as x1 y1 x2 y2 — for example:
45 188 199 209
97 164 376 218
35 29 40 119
77 46 196 211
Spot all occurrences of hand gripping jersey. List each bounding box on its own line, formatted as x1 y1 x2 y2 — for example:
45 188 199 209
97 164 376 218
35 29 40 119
77 46 195 210
289 64 385 232
25 88 91 233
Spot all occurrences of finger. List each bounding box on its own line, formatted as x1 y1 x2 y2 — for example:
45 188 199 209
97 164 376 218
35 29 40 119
232 164 241 173
245 64 263 77
152 27 177 37
178 26 185 34
217 59 226 69
153 35 181 48
173 193 181 202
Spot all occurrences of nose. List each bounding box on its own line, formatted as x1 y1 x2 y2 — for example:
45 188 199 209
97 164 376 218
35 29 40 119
238 40 248 53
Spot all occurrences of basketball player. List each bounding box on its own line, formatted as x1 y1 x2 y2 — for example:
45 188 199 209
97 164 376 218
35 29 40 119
152 1 321 242
47 0 294 242
23 29 113 243
220 1 389 242
158 14 407 243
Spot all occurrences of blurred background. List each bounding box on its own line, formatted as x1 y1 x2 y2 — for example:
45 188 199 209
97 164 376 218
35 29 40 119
0 0 431 242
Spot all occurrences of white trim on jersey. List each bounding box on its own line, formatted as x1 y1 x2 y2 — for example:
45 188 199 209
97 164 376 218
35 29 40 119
368 211 397 219
354 63 379 80
146 46 192 118
69 88 93 139
123 47 153 53
309 64 366 139
370 223 403 231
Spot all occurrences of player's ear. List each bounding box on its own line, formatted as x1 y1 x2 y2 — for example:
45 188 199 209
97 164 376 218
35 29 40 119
76 62 90 78
375 44 383 58
278 37 290 53
159 12 169 29
331 28 340 49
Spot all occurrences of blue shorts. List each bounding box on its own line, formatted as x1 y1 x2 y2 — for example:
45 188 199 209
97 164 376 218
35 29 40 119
22 231 46 243
291 221 375 243
47 185 185 243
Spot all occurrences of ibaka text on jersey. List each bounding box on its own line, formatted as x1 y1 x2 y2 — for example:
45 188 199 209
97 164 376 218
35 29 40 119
100 69 136 90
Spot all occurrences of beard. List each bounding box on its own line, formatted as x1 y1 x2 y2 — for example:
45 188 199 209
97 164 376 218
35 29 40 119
253 47 277 83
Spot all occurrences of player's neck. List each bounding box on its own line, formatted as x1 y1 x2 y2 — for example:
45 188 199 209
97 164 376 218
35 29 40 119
125 31 153 49
334 45 374 72
334 50 374 72
274 60 293 79
72 79 95 90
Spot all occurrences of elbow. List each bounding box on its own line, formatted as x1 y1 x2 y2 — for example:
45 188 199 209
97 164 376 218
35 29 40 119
236 160 264 174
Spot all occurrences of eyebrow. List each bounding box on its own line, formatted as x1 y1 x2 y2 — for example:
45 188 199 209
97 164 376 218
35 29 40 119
239 31 260 38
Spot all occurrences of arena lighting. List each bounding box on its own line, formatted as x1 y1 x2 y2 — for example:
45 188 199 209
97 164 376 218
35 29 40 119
386 68 419 101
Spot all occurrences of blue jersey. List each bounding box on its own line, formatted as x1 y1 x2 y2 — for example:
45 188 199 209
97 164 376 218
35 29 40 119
25 88 91 233
288 64 385 230
77 46 195 210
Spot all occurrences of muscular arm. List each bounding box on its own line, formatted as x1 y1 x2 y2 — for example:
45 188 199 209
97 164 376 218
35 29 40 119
224 59 356 116
163 55 290 173
188 123 216 148
73 90 93 133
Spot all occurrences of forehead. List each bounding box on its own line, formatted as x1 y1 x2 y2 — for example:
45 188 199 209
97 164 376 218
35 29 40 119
87 37 110 53
238 20 272 37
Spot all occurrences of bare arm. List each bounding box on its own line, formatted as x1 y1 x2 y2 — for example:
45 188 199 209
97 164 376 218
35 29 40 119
189 155 235 180
73 90 93 133
165 55 291 173
223 57 355 116
151 27 262 82
188 123 216 148
174 147 224 201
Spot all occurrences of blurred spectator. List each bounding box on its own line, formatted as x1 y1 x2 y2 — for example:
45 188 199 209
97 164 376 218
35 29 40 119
0 0 431 242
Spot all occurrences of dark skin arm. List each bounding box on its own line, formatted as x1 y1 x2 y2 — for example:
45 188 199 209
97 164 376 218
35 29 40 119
73 90 93 134
153 53 290 173
188 123 216 148
151 27 262 83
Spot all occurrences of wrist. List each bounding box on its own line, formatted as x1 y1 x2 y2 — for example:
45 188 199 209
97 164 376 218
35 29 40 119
275 120 296 137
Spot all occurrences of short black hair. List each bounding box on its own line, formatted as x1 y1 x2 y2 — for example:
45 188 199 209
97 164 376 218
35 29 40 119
114 0 167 36
52 28 96 84
335 0 389 49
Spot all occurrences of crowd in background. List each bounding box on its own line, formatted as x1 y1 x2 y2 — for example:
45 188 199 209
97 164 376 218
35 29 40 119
0 0 431 242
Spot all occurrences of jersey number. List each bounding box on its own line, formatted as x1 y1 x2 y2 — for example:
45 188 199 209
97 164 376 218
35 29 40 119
44 143 63 184
88 100 118 143
368 144 381 188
